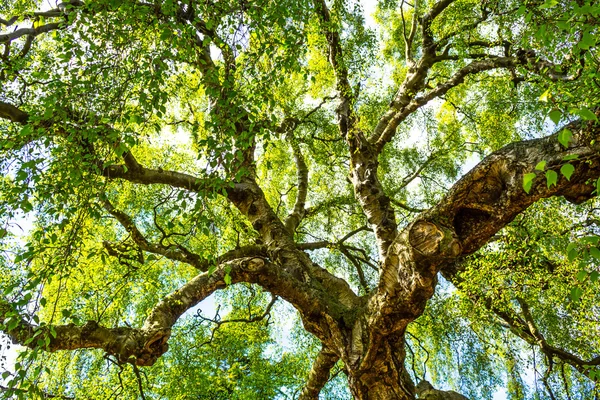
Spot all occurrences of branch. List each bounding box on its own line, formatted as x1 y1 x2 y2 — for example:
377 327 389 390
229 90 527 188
194 295 278 347
0 257 306 366
372 56 518 152
366 117 600 356
0 22 62 44
298 346 339 400
312 0 398 258
419 0 456 52
284 134 309 234
0 100 29 123
102 197 267 271
443 263 600 378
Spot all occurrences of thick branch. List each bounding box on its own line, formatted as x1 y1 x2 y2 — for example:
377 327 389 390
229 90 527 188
0 257 317 366
298 346 340 400
312 0 398 258
362 118 600 372
0 22 62 44
0 101 29 123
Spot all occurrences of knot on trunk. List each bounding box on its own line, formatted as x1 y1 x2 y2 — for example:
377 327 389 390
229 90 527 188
409 221 461 259
111 329 171 366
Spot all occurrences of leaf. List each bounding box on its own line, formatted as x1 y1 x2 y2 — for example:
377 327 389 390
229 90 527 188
575 107 598 121
576 270 587 281
558 129 572 148
208 264 216 275
539 89 551 102
535 161 546 171
568 247 578 262
579 31 597 50
597 177 600 195
591 246 600 259
523 172 536 193
590 271 599 282
570 286 583 302
224 273 232 285
546 170 558 188
582 236 600 245
548 109 561 124
560 163 574 180
539 0 558 8
562 154 579 161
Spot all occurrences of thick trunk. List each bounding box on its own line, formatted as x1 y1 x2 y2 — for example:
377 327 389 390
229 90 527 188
344 334 416 400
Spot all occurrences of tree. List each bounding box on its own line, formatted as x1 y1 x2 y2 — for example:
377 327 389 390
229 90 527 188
1 0 600 398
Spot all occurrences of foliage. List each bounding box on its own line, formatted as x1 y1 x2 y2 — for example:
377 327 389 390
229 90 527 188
1 0 600 399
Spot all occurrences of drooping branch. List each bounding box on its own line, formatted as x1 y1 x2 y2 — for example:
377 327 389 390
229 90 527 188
442 262 600 379
298 346 340 400
195 295 278 348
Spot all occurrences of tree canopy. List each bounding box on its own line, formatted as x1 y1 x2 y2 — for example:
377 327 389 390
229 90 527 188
1 0 600 399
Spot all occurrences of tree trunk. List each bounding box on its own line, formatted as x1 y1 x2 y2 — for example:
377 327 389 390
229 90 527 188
345 334 416 400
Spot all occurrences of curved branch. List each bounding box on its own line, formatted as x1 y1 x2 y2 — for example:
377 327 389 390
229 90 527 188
364 118 600 366
373 56 518 152
102 197 268 271
298 346 339 400
0 101 29 123
0 257 318 366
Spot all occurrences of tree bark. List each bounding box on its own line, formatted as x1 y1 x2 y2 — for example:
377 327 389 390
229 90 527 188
345 335 416 400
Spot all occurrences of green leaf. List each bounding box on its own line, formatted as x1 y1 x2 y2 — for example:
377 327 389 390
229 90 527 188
539 0 558 8
582 236 600 245
546 170 558 188
548 109 561 124
575 107 598 121
560 163 574 180
590 271 599 282
579 31 597 50
523 172 536 193
208 264 217 275
576 270 588 281
562 154 579 161
535 161 546 171
224 273 232 285
558 129 572 148
591 247 600 259
570 286 583 302
568 247 578 262
596 177 600 195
